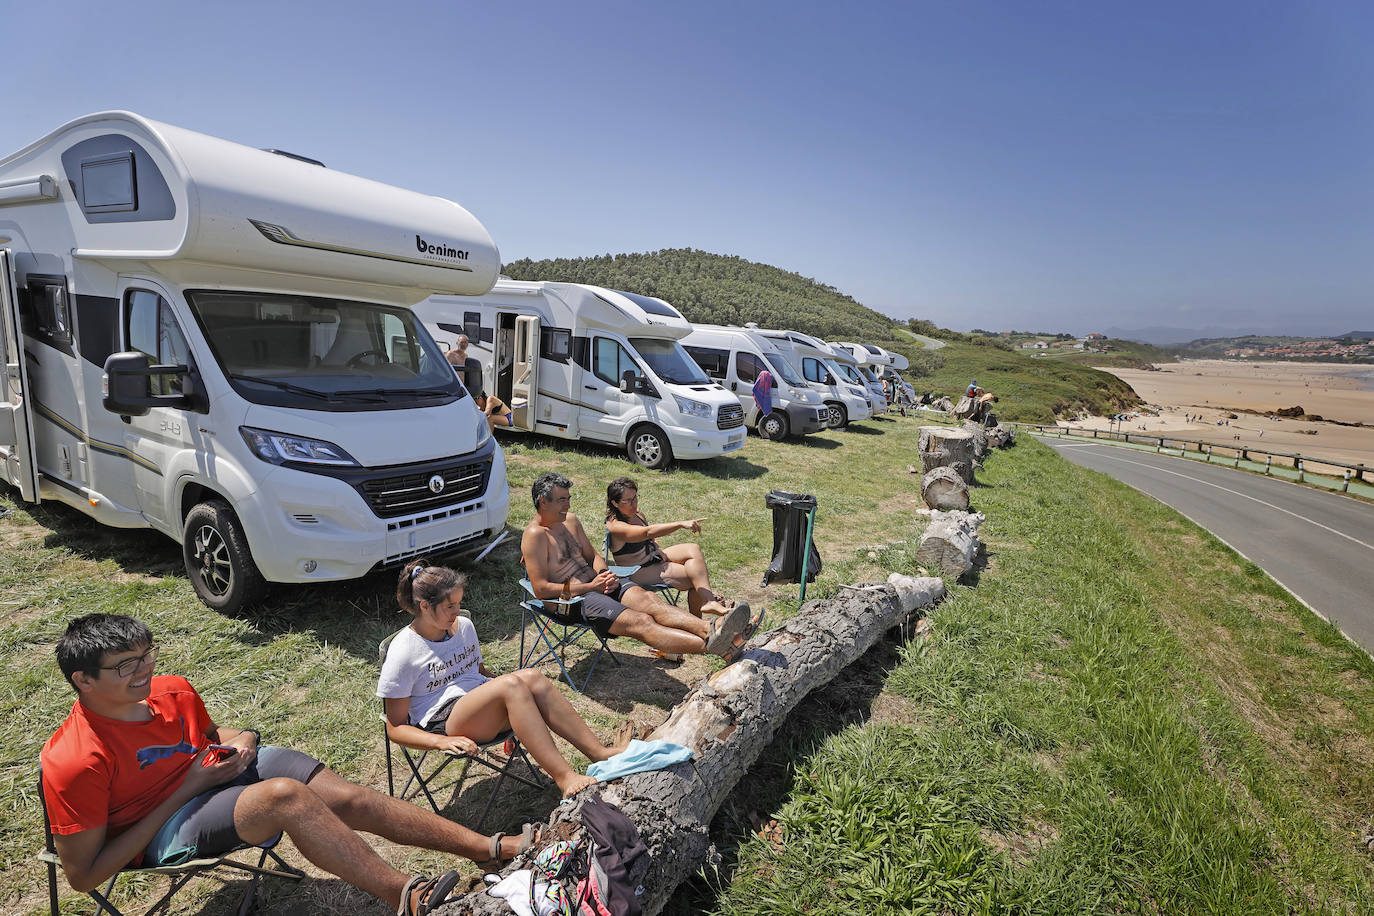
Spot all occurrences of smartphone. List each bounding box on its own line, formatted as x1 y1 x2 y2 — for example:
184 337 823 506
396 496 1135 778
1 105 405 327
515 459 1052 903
202 744 238 766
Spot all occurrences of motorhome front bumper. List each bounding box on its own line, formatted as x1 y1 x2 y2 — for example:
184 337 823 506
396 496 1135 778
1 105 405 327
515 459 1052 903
785 404 830 436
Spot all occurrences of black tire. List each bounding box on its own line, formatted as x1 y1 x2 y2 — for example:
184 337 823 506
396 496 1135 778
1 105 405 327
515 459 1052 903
825 402 848 429
183 500 268 612
758 411 789 440
626 424 674 470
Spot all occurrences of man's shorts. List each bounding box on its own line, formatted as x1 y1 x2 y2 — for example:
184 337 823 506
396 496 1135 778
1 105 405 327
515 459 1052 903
578 577 640 624
145 746 323 865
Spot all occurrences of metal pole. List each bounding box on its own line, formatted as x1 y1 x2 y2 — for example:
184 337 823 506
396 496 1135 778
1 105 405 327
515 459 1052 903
1297 459 1304 483
797 504 817 605
1265 455 1272 476
1343 470 1351 493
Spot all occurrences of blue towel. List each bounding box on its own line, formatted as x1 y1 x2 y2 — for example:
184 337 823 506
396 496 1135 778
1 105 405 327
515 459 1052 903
587 739 693 782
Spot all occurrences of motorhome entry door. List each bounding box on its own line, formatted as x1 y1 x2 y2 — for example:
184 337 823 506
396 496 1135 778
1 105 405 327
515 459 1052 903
0 250 40 502
510 315 538 431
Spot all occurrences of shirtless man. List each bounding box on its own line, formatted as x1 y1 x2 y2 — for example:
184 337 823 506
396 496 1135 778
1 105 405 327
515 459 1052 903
444 334 469 371
520 472 758 660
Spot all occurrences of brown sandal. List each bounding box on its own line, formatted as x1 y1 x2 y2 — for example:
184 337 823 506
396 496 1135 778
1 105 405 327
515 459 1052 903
398 869 460 915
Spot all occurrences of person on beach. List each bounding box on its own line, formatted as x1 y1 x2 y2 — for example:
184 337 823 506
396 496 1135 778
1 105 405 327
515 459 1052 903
522 472 760 662
379 560 629 799
605 476 738 620
41 614 525 916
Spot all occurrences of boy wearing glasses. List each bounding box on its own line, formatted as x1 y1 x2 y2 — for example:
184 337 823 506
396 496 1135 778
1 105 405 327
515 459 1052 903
40 614 528 915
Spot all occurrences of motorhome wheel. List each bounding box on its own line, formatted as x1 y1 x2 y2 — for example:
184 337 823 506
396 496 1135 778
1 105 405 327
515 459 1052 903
826 403 848 429
183 500 268 612
759 412 789 440
627 424 674 470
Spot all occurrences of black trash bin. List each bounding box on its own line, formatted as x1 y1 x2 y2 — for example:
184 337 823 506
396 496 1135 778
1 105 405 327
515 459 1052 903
761 490 821 597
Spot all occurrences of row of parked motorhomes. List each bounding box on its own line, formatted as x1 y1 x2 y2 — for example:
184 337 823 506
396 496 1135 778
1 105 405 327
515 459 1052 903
0 112 913 612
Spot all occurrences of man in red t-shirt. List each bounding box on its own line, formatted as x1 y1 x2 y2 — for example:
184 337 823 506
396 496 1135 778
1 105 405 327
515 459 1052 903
41 614 536 915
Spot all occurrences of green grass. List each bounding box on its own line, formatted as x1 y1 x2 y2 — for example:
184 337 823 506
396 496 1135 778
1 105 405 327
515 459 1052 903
4 418 1373 914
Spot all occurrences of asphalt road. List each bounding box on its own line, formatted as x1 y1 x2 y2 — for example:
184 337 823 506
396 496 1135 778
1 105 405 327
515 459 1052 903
1039 437 1374 655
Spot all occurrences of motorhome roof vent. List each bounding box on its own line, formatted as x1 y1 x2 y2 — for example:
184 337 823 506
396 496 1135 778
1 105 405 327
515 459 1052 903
744 321 759 329
262 149 326 167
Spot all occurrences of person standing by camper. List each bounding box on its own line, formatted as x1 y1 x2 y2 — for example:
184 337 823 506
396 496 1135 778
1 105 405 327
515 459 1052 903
752 369 773 420
445 335 469 373
521 473 759 662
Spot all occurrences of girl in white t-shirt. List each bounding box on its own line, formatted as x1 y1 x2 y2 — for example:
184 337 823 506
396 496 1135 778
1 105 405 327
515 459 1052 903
378 559 631 797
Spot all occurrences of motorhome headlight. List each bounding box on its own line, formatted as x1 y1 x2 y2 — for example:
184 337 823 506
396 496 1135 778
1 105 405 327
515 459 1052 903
474 408 492 447
240 427 359 466
672 395 712 419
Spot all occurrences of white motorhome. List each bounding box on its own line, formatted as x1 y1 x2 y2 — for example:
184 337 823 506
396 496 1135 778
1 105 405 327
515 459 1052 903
680 325 830 440
748 326 872 428
826 342 888 413
0 111 510 612
418 282 746 470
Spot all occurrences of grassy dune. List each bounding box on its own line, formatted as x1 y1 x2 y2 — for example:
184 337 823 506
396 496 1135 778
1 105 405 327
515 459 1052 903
3 417 1372 914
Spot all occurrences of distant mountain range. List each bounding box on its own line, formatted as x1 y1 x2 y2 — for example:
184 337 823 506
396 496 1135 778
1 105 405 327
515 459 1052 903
1105 326 1374 347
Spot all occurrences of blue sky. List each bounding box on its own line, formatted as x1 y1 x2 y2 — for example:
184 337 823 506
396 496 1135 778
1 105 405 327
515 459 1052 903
4 1 1372 339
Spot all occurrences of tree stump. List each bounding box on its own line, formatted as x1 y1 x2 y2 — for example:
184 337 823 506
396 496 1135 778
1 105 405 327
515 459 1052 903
921 466 970 510
986 424 1016 449
950 395 978 421
960 420 989 463
918 426 976 483
915 509 984 577
931 396 954 412
437 575 947 916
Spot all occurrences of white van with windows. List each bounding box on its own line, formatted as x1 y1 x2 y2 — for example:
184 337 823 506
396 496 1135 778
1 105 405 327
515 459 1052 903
0 111 510 612
748 326 871 428
417 281 746 470
825 342 888 413
680 325 830 440
832 341 894 411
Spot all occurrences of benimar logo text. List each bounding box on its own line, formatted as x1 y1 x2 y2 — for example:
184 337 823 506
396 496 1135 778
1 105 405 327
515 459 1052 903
416 235 468 260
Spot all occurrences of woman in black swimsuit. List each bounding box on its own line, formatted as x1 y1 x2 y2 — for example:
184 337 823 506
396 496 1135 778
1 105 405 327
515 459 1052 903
604 476 734 619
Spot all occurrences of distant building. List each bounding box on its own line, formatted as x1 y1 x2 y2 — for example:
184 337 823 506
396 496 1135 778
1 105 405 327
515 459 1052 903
1085 333 1107 340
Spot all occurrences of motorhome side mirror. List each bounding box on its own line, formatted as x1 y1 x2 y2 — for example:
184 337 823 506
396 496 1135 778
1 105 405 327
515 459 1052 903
102 351 198 416
620 370 639 393
824 372 835 385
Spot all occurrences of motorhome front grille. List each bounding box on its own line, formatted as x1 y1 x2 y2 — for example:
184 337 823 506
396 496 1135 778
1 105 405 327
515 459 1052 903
359 457 491 518
717 404 745 430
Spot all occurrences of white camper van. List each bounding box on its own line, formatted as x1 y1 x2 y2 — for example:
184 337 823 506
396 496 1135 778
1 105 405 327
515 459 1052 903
826 342 887 413
832 342 893 410
0 111 510 612
749 326 872 428
418 282 746 470
680 325 830 440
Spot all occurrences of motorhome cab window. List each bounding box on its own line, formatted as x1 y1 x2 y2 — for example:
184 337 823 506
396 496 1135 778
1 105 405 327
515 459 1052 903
683 345 728 380
734 351 766 383
802 357 828 383
592 337 640 385
630 338 711 385
185 290 460 411
835 362 864 385
764 353 805 386
125 290 191 395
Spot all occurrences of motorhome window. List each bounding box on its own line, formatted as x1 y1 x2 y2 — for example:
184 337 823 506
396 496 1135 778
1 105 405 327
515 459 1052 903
734 351 765 383
864 345 883 356
81 152 138 213
464 311 481 341
125 290 191 396
834 362 863 384
185 290 461 410
541 328 571 362
592 337 640 385
763 353 805 386
613 289 681 319
23 277 73 346
802 357 825 383
630 338 710 385
683 345 727 379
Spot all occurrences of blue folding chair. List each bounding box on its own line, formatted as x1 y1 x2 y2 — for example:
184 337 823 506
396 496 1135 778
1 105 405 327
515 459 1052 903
517 579 621 693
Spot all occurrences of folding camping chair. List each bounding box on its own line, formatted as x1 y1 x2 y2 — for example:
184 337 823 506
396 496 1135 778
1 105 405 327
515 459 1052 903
378 629 546 830
38 772 303 916
600 530 682 607
517 578 621 693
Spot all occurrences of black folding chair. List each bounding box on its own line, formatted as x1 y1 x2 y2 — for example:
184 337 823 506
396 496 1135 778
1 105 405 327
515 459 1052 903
38 772 302 916
378 629 546 830
517 578 621 693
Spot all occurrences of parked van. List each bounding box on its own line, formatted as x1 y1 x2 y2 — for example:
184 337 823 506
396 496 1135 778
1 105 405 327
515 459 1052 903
681 325 830 440
826 342 888 413
748 326 872 428
0 111 509 612
417 282 746 470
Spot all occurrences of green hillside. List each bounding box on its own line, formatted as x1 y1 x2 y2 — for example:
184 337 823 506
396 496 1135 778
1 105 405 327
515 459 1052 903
502 249 899 341
502 250 1142 422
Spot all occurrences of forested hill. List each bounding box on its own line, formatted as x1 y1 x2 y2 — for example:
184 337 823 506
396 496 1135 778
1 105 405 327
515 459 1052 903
501 249 899 341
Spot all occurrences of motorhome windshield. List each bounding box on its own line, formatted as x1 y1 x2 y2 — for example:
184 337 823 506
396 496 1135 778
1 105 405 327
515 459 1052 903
630 337 711 385
859 366 879 383
186 290 463 410
763 353 805 386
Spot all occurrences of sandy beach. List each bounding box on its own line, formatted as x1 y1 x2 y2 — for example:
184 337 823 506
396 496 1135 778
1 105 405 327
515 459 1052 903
1070 359 1374 472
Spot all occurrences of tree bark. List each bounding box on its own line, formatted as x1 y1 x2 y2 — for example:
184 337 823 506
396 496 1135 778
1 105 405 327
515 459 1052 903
986 424 1016 449
960 420 989 464
950 395 978 421
437 574 947 916
918 426 976 483
915 509 985 577
921 466 970 510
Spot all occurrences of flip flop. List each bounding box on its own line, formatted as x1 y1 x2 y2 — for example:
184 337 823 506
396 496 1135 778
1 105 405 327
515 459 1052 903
720 607 765 665
399 869 460 915
704 601 750 656
650 648 685 662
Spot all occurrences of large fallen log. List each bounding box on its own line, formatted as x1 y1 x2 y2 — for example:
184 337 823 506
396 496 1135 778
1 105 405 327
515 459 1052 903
915 509 985 577
960 420 990 464
921 465 970 510
440 574 946 916
918 425 976 483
